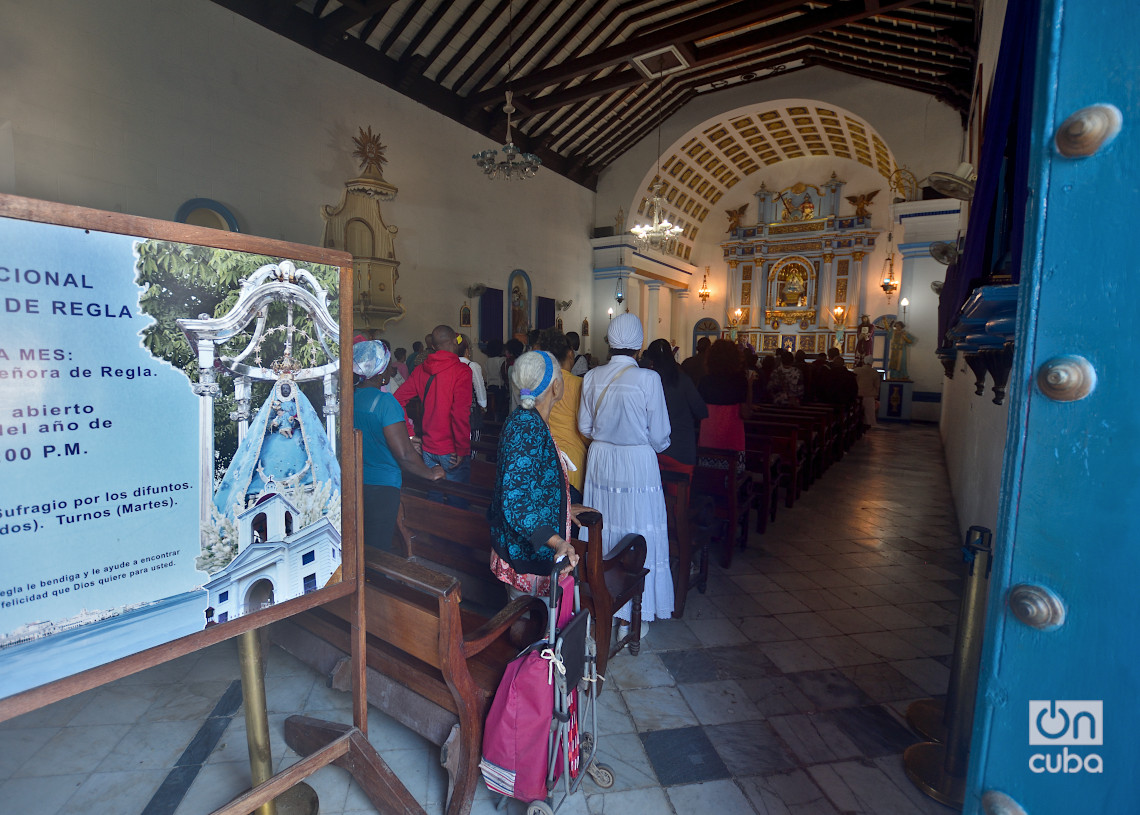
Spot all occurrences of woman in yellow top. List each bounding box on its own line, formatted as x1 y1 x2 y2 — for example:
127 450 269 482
539 328 588 500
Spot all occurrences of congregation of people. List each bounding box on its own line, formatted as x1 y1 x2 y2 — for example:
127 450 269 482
352 316 885 643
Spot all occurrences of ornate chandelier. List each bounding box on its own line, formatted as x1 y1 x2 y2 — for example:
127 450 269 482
472 91 541 180
632 69 683 253
632 183 683 252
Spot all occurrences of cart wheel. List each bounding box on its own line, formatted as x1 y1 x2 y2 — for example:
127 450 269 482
588 762 616 789
526 801 554 815
580 731 594 760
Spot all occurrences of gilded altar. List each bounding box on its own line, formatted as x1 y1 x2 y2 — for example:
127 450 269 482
721 174 880 343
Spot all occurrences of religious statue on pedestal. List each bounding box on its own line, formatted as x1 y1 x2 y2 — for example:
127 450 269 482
855 315 874 365
888 321 916 380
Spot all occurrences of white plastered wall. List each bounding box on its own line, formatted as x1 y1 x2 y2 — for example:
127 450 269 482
0 0 596 365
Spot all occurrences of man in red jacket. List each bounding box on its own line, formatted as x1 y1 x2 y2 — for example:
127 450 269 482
395 325 474 492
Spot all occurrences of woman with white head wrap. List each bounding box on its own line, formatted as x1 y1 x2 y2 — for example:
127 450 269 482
353 340 446 551
578 314 673 636
489 351 584 597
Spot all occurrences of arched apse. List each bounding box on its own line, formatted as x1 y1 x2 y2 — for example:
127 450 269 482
627 100 900 265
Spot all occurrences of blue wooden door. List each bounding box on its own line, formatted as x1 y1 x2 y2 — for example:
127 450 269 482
967 1 1139 811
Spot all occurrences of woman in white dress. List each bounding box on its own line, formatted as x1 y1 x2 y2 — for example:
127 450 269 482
578 313 673 633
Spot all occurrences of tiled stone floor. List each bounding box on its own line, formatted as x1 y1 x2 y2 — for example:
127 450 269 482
0 424 960 814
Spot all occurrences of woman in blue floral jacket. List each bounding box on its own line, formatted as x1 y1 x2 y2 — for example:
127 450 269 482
489 351 584 596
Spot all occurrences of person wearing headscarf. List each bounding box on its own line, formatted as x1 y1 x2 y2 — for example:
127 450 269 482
353 340 446 552
489 351 584 597
578 314 673 632
538 327 588 499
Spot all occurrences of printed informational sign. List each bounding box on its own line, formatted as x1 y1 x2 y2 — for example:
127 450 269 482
0 215 343 700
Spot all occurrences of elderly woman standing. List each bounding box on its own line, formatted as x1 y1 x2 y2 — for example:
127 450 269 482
578 314 673 631
489 351 584 597
353 340 445 551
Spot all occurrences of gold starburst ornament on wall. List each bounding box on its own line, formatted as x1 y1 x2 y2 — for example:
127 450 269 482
353 126 389 178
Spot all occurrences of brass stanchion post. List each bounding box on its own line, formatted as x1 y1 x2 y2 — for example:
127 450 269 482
903 526 993 808
238 628 319 815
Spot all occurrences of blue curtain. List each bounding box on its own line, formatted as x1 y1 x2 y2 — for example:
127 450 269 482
938 0 1039 349
479 287 503 348
536 297 555 330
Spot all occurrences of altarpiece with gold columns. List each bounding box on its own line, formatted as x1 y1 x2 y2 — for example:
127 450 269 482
720 174 880 356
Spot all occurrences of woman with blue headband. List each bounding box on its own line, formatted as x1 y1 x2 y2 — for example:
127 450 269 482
489 350 585 596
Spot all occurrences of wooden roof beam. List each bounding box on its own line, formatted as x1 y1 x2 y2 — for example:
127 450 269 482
467 0 809 107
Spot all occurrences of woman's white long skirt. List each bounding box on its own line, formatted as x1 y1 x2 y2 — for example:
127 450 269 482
582 440 674 621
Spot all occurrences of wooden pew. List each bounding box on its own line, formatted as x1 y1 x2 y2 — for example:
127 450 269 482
569 511 649 670
744 420 805 506
661 471 710 618
741 435 782 535
691 447 753 569
754 407 829 481
271 550 544 815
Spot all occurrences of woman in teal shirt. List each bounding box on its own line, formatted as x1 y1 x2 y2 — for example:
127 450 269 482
353 340 444 551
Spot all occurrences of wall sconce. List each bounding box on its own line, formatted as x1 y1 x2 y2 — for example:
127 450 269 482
614 275 625 305
729 307 743 326
899 297 909 322
832 305 846 325
698 267 711 308
608 307 614 320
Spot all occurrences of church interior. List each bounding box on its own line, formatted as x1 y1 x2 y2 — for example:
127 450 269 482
1 0 1090 813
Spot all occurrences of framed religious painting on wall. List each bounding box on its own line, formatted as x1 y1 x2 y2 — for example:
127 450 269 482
799 334 815 352
459 302 472 328
845 334 857 354
762 334 778 351
781 334 796 352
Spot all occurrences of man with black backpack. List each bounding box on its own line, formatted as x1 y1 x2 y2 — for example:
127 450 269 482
395 324 474 493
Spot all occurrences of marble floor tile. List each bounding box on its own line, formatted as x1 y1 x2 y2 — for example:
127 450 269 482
819 705 918 758
0 726 57 781
736 615 800 643
707 720 800 777
593 685 638 737
144 680 237 723
787 669 873 711
667 778 756 814
893 625 956 656
766 713 862 766
754 591 812 615
859 604 928 630
67 683 163 727
589 731 658 792
849 631 927 660
622 686 698 731
762 639 834 674
678 680 762 726
59 768 169 815
0 772 87 815
585 785 672 814
17 723 132 777
710 592 773 618
604 652 676 690
640 725 730 785
839 663 927 704
738 674 817 717
639 619 701 653
676 591 729 619
97 719 203 772
685 616 750 647
815 607 884 635
767 571 824 591
808 759 936 815
825 584 891 608
657 649 720 684
738 768 841 815
784 588 852 612
774 611 844 639
804 569 859 589
894 601 958 628
891 658 952 696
